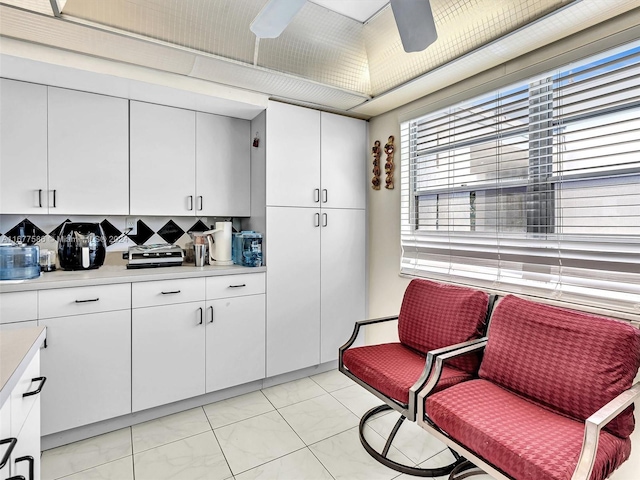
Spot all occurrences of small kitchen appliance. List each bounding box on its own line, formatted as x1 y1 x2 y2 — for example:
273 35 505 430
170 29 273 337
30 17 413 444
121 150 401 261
58 222 107 270
0 243 41 280
203 222 233 266
125 244 184 269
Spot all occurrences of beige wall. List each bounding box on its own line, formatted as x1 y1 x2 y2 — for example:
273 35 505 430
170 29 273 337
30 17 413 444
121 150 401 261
365 11 640 344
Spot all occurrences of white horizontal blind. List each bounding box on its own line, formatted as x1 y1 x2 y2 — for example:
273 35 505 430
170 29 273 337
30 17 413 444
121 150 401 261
400 41 640 316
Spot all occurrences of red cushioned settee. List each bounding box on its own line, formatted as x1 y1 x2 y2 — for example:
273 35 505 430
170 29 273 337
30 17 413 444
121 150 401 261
417 294 640 480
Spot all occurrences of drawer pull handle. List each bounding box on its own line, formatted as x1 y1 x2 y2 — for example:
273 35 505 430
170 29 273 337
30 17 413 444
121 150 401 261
229 284 246 288
0 438 18 469
38 189 42 208
6 476 26 480
161 290 181 295
75 298 99 303
198 307 203 325
23 377 46 397
209 305 214 323
15 455 34 480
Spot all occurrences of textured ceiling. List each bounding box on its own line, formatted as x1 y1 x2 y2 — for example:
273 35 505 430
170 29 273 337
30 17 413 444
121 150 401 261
1 0 639 115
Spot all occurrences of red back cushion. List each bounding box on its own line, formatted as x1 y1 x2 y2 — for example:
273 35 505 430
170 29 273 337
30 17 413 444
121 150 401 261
397 279 489 374
479 295 640 438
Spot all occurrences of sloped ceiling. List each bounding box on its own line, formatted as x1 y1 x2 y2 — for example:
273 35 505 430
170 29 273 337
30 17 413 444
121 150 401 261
1 0 639 116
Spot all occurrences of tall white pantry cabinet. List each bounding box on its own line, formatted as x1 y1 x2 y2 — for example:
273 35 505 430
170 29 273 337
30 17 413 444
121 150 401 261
265 101 366 377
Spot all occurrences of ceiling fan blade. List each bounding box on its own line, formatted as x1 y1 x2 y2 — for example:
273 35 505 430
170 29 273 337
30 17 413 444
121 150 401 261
390 0 438 53
250 0 307 39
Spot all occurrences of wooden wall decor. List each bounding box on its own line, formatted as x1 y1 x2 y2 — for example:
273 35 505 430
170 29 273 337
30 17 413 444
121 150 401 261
371 140 381 190
384 135 395 189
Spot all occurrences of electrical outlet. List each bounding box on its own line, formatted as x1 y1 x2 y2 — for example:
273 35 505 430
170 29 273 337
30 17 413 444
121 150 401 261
126 218 138 237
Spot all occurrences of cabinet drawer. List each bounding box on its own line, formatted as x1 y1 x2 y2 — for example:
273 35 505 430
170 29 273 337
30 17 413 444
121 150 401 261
206 273 265 299
11 350 40 436
39 284 131 318
0 292 38 324
133 278 205 308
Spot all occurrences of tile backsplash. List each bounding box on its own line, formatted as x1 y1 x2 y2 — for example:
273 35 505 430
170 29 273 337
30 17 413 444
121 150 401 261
0 215 240 264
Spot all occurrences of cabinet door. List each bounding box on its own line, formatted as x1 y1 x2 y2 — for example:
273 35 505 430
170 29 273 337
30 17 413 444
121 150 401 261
320 112 367 209
266 101 321 208
205 294 265 392
132 302 205 411
11 397 41 480
320 208 366 363
130 101 196 216
266 206 321 376
0 79 48 214
39 310 131 435
48 87 129 215
196 112 251 216
0 398 10 479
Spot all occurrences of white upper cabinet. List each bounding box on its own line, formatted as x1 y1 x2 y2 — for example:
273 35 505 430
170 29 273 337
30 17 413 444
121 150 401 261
196 112 251 216
266 101 321 208
48 87 129 215
0 79 48 214
320 112 367 210
130 101 196 216
265 101 366 209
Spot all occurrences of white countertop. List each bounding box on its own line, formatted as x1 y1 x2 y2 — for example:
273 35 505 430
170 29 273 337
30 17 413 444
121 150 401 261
0 326 47 408
0 264 267 293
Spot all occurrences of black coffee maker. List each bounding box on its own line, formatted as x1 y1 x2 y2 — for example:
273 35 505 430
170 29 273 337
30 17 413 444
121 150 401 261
58 222 107 270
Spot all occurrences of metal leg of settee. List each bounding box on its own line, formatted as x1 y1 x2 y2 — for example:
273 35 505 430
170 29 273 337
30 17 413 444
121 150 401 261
447 459 486 479
358 404 465 477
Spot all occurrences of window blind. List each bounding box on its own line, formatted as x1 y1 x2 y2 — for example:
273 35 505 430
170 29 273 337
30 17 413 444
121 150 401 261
400 41 640 317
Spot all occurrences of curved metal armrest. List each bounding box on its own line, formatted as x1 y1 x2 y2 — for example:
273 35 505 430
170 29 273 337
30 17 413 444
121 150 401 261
571 382 640 480
407 338 489 419
416 339 488 421
338 315 399 356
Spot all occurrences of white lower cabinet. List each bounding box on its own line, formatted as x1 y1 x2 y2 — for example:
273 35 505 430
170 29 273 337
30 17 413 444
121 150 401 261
10 397 41 480
266 206 366 375
132 274 266 411
205 294 265 392
266 207 321 377
320 208 366 363
1 350 43 480
132 302 206 412
40 310 131 435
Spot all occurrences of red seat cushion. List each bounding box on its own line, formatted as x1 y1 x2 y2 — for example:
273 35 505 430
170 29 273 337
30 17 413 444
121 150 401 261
479 295 640 438
426 380 632 480
343 343 473 405
398 279 489 374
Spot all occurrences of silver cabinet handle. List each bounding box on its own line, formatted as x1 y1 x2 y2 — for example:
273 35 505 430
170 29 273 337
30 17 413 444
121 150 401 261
322 213 327 227
198 196 203 211
314 213 320 227
209 305 214 323
188 196 194 211
314 189 320 203
198 307 203 325
322 189 327 203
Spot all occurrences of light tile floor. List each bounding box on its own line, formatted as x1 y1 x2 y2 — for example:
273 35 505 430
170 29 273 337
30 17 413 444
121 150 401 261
41 370 640 480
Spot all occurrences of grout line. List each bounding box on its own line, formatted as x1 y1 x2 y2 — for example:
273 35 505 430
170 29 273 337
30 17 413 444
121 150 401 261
130 427 136 480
